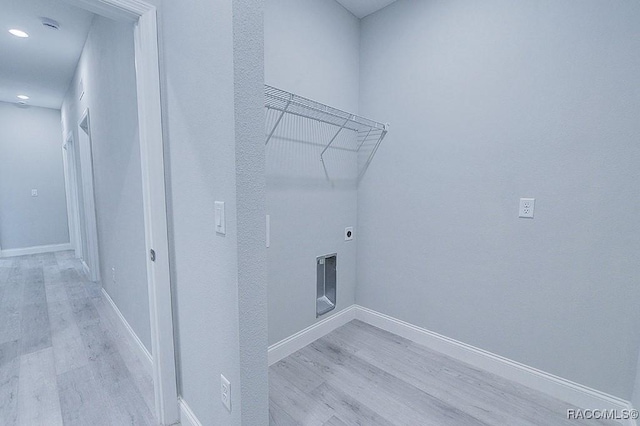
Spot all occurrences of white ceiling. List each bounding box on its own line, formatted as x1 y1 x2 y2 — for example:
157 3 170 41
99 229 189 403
0 0 94 109
335 0 398 19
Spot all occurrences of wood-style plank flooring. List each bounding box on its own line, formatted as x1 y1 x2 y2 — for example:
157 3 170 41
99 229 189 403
269 320 621 426
0 251 155 426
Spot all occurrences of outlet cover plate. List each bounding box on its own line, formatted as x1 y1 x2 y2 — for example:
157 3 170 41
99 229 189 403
345 227 354 241
519 198 535 218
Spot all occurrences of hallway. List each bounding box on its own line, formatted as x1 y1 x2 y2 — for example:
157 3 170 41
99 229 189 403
0 251 155 425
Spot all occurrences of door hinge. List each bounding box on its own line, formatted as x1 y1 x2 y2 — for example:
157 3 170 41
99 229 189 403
150 249 156 262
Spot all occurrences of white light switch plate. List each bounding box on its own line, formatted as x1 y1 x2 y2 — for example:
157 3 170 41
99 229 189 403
31 189 38 197
215 201 225 235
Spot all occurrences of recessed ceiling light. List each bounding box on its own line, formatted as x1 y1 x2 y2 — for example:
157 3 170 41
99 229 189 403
9 29 29 38
17 95 29 100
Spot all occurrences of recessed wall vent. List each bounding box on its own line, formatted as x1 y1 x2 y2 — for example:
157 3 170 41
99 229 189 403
316 254 337 317
41 18 60 30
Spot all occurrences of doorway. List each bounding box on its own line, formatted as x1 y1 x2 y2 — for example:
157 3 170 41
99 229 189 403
76 109 100 282
61 1 178 424
63 132 84 260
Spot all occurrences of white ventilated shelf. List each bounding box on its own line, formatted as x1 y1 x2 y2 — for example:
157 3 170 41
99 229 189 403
264 85 388 181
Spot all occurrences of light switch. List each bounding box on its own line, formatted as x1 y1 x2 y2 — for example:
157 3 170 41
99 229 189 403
31 189 38 197
215 201 225 235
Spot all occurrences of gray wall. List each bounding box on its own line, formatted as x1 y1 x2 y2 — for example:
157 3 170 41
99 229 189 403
634 355 640 409
0 102 69 251
357 0 640 399
265 0 361 344
61 17 151 352
153 0 268 424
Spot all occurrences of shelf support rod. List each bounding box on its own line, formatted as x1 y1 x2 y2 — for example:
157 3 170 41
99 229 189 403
357 127 373 151
358 124 389 181
265 94 293 146
320 116 352 162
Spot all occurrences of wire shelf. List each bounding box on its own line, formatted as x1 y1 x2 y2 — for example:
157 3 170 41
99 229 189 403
265 85 388 181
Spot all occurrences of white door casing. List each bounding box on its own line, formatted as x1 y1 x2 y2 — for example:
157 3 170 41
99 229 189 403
61 0 179 424
77 109 101 282
62 133 84 259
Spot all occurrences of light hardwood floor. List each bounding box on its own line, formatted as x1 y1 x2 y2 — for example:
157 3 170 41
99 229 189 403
269 320 621 426
0 251 155 425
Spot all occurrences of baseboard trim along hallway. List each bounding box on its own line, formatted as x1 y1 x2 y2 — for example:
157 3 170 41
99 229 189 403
268 304 636 426
101 288 153 377
179 397 203 426
0 242 73 258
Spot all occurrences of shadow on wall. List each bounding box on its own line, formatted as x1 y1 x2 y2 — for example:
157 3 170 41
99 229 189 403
265 109 359 190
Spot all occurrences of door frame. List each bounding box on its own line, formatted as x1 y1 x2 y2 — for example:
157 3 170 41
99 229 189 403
77 109 101 282
62 131 83 260
62 0 179 424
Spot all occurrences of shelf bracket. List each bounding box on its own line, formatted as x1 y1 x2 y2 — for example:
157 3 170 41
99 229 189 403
265 93 293 146
320 116 352 162
357 123 389 182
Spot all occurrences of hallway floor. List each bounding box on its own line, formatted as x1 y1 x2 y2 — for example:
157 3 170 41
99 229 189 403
0 251 156 425
269 320 620 426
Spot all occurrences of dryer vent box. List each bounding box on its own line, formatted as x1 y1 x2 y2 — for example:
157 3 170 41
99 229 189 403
316 254 336 317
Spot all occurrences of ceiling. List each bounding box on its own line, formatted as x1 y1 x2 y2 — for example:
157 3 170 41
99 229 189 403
0 0 94 109
335 0 398 19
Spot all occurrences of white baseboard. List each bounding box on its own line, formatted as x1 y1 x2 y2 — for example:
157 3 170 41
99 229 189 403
179 397 202 426
0 242 72 258
101 288 153 377
268 306 357 366
355 305 636 426
267 304 636 424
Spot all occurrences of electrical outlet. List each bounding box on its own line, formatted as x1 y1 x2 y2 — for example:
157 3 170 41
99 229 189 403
221 374 231 411
31 189 38 197
345 227 354 241
519 198 535 218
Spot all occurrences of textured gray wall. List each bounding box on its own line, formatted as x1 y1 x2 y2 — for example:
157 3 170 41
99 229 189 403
633 355 640 409
61 17 151 352
154 0 267 423
265 0 361 344
357 0 640 399
0 103 69 251
233 1 269 422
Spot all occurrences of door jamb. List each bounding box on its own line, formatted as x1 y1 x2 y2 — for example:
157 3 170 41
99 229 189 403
77 109 101 282
62 131 83 259
61 0 179 424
